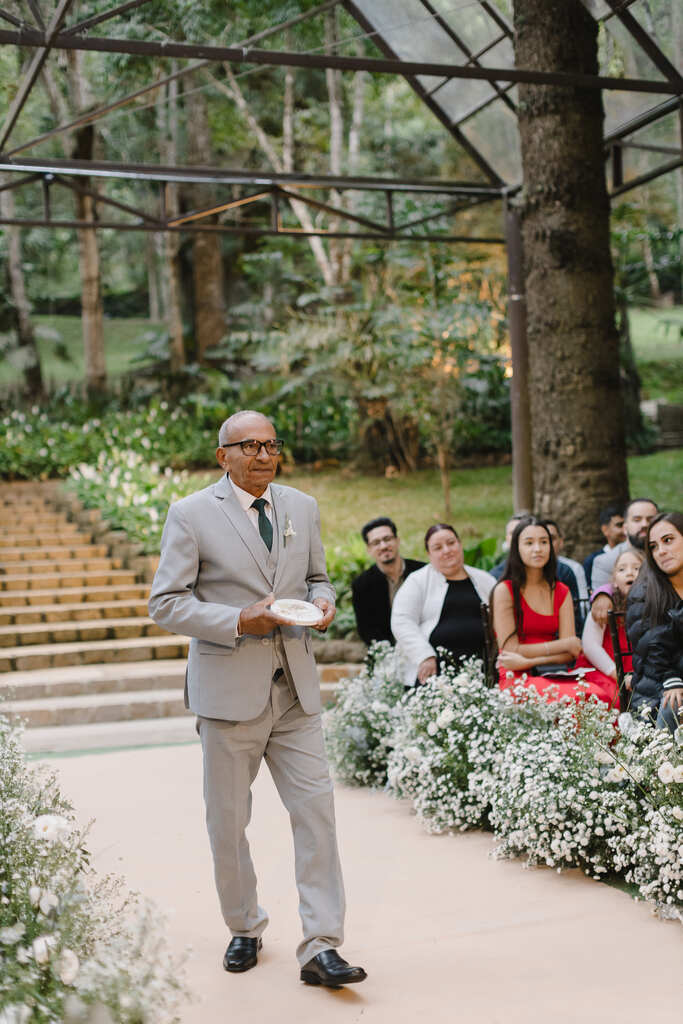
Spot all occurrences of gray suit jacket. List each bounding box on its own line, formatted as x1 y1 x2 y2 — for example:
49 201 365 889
148 475 335 721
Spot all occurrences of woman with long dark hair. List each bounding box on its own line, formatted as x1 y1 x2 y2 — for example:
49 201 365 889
491 517 613 703
626 511 683 730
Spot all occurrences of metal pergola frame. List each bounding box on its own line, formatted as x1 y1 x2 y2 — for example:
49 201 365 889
0 0 681 510
0 0 680 239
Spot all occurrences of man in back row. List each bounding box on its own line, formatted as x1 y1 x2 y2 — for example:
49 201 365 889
591 497 659 590
352 517 424 646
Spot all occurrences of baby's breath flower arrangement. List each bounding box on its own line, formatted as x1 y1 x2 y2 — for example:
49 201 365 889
322 643 407 787
324 646 683 921
0 716 185 1022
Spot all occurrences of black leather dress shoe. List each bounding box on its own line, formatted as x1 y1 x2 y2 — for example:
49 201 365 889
300 949 367 987
223 936 262 973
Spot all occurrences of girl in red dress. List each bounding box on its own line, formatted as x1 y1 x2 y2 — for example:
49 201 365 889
572 549 642 707
492 517 611 704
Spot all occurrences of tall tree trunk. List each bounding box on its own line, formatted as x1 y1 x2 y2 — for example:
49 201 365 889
325 9 344 286
512 0 628 557
341 66 367 284
186 87 225 362
146 232 161 321
67 50 106 396
163 71 185 372
0 181 44 398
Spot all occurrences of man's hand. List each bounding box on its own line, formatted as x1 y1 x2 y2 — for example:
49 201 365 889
311 598 335 632
238 593 283 636
417 656 437 684
591 593 613 630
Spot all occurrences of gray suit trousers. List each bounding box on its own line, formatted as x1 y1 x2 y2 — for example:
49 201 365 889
197 673 346 966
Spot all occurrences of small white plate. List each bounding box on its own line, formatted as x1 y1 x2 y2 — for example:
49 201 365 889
270 598 324 625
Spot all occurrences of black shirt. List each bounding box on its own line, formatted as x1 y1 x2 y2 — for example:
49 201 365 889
428 576 484 668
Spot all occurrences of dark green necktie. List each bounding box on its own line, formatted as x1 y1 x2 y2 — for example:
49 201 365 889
251 498 273 552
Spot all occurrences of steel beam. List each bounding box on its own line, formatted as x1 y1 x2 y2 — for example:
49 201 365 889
52 173 162 224
0 0 75 152
0 27 676 94
0 157 503 195
609 155 683 197
0 215 506 243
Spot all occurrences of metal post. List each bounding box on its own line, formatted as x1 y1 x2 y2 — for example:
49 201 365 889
504 202 533 514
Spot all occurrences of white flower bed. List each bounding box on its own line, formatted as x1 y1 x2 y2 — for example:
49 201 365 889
0 717 185 1021
323 648 683 921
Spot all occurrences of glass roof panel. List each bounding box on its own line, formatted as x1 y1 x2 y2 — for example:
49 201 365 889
627 0 681 70
417 75 498 125
477 36 516 70
460 100 522 183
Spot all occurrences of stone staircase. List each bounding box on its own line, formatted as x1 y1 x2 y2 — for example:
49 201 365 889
0 481 361 753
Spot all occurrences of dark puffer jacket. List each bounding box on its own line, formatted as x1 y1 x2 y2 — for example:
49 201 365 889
625 577 683 711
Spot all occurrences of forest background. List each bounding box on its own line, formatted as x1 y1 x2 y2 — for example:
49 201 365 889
0 1 681 602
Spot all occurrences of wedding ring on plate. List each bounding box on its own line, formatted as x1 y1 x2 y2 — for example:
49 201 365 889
270 599 324 625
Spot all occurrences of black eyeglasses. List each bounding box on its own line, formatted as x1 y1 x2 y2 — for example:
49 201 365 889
221 439 284 456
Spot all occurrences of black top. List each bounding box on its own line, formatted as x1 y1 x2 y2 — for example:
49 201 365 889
351 559 425 646
429 576 484 667
626 576 683 709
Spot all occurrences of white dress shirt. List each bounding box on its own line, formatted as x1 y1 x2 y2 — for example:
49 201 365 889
229 477 273 534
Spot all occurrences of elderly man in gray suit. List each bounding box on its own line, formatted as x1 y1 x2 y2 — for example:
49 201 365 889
149 410 366 988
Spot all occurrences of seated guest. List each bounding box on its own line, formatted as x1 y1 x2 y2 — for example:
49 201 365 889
391 523 495 687
626 512 683 732
592 497 658 589
491 517 614 705
572 549 643 708
352 517 424 646
583 504 625 592
544 519 589 623
490 513 526 580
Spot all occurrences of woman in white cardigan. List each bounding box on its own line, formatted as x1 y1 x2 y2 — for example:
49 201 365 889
391 523 496 687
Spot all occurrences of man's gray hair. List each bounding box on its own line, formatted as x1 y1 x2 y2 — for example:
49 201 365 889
218 410 274 447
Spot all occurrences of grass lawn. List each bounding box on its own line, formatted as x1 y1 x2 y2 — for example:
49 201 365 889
629 306 683 404
0 316 158 387
281 448 682 559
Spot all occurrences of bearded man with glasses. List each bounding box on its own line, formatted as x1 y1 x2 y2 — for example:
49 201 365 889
149 409 366 989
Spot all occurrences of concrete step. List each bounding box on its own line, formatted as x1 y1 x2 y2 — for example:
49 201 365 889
0 616 167 647
0 584 150 606
0 530 86 547
0 659 186 700
0 634 189 671
0 515 68 527
0 570 138 591
0 544 109 562
20 716 198 754
0 599 150 626
0 556 123 575
3 688 189 727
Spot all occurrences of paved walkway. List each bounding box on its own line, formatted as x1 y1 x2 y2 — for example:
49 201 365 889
44 741 682 1024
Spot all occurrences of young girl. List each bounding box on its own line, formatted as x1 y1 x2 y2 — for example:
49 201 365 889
573 549 643 707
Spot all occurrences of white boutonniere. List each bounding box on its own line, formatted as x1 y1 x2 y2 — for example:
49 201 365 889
283 516 296 546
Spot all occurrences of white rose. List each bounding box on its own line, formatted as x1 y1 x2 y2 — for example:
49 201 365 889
28 886 41 906
672 806 683 822
673 764 683 784
594 749 613 765
58 948 79 985
33 814 71 843
39 892 58 916
658 762 675 784
16 946 31 964
32 935 51 963
0 922 25 944
426 722 438 736
370 700 389 713
0 1004 31 1024
404 746 422 765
